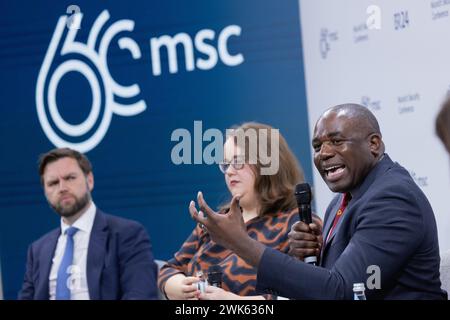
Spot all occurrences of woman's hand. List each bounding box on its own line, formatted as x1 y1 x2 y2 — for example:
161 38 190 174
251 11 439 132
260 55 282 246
180 276 201 300
198 286 240 300
164 274 200 300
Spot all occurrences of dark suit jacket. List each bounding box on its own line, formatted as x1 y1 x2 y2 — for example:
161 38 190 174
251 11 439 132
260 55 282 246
19 209 158 300
256 154 447 299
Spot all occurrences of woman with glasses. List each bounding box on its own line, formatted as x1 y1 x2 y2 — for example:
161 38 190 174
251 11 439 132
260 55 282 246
158 122 309 299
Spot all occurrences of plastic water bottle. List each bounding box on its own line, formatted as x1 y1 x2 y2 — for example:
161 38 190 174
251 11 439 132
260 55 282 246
353 283 367 300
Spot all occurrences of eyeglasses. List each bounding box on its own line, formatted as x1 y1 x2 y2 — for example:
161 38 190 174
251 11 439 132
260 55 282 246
218 159 245 174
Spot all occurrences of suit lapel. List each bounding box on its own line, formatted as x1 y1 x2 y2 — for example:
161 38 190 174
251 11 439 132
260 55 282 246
326 199 353 246
321 194 346 263
35 229 60 300
322 194 343 242
86 210 108 300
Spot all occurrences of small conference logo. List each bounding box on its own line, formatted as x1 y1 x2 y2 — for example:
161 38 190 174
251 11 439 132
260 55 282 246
361 96 381 112
36 9 146 153
36 8 244 153
393 10 410 30
319 28 338 59
409 170 429 188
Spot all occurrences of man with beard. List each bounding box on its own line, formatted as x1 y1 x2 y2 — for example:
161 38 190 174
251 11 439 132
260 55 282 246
189 104 447 299
19 148 158 300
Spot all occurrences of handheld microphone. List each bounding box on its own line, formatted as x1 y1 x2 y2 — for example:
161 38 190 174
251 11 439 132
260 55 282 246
207 265 223 288
294 183 317 265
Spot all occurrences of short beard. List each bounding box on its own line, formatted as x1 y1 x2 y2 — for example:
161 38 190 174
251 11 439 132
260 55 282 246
50 191 91 218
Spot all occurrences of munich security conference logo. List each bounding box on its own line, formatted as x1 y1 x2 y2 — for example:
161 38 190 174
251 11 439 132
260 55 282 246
319 28 338 60
36 10 146 152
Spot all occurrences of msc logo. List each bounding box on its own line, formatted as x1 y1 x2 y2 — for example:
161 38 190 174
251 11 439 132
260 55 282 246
319 28 338 59
36 10 147 153
37 9 244 152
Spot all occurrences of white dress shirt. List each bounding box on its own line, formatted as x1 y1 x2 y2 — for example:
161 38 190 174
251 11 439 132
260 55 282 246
49 202 96 300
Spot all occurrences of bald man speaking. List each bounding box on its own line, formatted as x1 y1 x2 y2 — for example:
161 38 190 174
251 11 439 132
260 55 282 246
189 104 447 300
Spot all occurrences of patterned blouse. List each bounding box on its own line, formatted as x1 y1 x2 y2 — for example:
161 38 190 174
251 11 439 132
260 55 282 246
158 209 299 298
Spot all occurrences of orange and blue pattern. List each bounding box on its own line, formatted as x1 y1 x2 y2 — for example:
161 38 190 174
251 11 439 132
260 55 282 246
158 209 299 298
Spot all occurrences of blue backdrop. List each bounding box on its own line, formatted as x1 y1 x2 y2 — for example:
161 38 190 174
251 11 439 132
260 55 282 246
0 0 312 299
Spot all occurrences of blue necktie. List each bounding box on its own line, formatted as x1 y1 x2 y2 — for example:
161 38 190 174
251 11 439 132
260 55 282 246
55 226 78 300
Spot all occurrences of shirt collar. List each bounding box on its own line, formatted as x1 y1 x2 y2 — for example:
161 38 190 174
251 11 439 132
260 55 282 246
60 201 97 234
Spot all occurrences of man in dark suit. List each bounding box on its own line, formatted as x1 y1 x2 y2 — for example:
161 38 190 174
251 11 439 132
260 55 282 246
189 103 447 299
19 148 158 300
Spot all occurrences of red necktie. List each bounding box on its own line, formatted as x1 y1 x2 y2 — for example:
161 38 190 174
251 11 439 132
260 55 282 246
326 193 351 244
